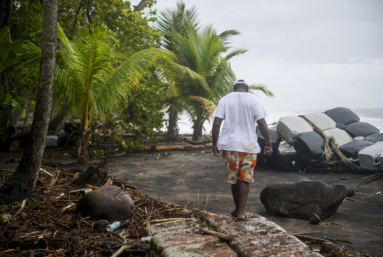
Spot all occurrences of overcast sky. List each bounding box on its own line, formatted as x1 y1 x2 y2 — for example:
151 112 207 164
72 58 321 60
137 0 383 111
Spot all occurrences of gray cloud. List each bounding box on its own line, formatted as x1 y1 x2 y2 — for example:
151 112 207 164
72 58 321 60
137 0 383 110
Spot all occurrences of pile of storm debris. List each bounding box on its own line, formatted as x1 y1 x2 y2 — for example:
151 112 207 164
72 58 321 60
0 160 213 257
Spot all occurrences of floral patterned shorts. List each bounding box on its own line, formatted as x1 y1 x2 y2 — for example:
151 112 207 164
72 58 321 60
222 151 257 184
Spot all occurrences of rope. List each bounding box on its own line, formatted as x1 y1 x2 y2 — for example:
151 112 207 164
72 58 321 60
298 115 362 171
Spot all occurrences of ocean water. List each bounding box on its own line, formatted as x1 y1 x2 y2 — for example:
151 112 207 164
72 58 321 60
175 108 383 135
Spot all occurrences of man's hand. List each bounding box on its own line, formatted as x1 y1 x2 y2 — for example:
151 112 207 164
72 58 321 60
213 146 220 157
264 146 273 157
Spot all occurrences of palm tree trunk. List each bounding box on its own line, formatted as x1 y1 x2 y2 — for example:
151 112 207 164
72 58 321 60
0 0 59 204
78 128 91 165
192 115 204 141
165 107 178 140
77 92 91 164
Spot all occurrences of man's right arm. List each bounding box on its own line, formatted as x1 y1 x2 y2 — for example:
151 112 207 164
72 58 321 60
212 117 223 157
257 118 273 157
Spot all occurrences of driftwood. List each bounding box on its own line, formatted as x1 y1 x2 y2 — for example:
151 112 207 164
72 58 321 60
294 234 329 244
200 229 231 241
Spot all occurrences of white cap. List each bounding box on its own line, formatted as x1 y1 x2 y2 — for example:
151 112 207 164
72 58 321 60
234 79 249 87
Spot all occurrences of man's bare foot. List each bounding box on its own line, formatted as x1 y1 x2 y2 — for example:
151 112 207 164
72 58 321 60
231 210 238 217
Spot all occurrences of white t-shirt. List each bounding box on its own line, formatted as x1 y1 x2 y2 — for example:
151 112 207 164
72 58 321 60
213 92 267 153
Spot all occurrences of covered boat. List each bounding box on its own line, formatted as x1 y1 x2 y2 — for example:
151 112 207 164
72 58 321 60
323 128 354 147
325 107 360 125
302 113 336 131
344 122 380 138
276 147 306 171
339 140 375 158
364 133 383 143
358 144 383 171
294 131 325 163
277 116 313 145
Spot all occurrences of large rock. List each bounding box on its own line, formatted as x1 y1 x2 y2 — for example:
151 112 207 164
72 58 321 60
260 180 354 220
76 186 135 222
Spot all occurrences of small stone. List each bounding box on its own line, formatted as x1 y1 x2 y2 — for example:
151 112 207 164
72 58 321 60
309 213 321 225
320 242 342 256
93 220 110 232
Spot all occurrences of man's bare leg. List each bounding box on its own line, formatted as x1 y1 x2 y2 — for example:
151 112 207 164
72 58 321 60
231 180 250 219
231 182 240 216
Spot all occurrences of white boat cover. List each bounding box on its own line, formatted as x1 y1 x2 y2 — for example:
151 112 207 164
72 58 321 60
358 144 383 171
323 128 353 147
302 113 336 131
277 116 313 145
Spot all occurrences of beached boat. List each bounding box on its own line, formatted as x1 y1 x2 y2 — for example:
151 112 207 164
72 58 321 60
302 113 336 131
276 147 306 171
324 107 360 125
293 131 325 163
364 133 383 143
358 144 383 171
277 116 313 144
344 122 380 138
339 140 375 158
323 128 353 147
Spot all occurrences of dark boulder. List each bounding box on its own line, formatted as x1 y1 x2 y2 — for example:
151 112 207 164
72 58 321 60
76 186 135 222
260 180 354 220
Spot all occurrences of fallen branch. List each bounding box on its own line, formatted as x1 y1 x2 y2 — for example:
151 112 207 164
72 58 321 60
293 230 330 235
200 229 230 241
10 199 27 221
150 218 195 223
294 234 329 244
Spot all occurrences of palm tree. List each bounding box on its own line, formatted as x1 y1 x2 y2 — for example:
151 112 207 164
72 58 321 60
159 2 273 140
171 20 274 140
157 1 199 140
23 24 174 164
55 25 174 163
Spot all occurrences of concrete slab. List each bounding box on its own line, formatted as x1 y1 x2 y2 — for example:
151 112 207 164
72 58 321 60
204 214 286 237
145 219 207 236
230 233 309 256
161 241 237 257
152 230 220 253
147 215 322 256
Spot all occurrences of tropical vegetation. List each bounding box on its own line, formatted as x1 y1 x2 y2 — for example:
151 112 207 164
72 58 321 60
0 0 274 159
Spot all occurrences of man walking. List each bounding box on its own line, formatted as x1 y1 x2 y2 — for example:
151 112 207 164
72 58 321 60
212 79 273 221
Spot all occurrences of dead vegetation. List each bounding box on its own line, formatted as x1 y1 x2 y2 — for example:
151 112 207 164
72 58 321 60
0 163 212 256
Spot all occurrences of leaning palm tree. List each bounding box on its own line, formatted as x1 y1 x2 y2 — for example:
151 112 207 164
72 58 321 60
54 25 174 163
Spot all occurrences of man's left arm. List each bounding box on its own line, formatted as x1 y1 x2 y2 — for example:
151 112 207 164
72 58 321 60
257 118 273 157
212 117 223 157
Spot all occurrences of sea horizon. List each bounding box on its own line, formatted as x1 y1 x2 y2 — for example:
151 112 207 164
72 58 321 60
172 108 383 135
